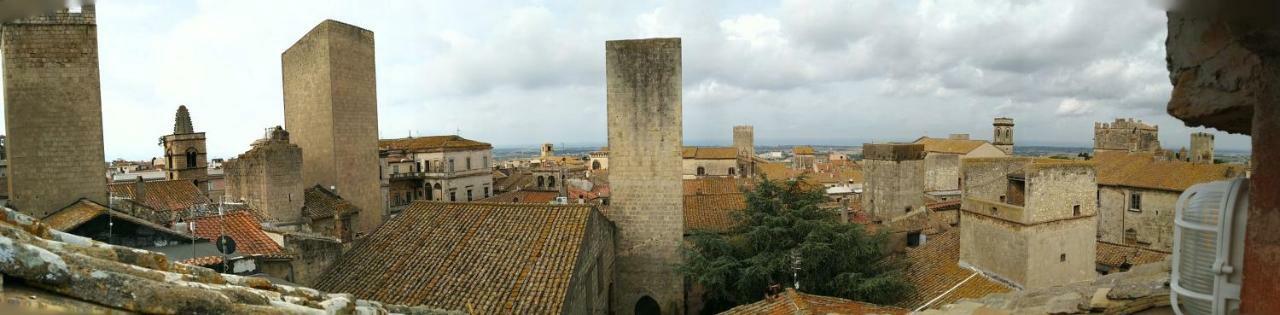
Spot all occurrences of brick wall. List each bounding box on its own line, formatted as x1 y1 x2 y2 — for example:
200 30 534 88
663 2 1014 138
282 20 384 234
1 6 107 217
605 38 685 315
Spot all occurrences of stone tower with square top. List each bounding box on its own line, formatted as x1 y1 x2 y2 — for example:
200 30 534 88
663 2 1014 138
282 19 384 234
993 117 1015 155
606 38 684 315
1 4 107 217
162 105 208 182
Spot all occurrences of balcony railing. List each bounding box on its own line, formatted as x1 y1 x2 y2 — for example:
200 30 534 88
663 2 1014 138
388 168 489 180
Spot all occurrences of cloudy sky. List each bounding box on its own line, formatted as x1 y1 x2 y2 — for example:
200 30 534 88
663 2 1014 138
0 0 1251 160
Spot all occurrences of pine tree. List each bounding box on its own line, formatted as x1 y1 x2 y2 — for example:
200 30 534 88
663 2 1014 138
680 175 912 312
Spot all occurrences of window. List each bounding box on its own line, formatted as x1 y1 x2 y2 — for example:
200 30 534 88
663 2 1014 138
1073 204 1081 216
907 232 923 248
449 159 455 172
466 157 472 170
484 187 490 197
450 191 457 202
548 176 556 188
392 165 400 174
990 207 998 215
728 168 736 176
1060 254 1066 262
592 160 601 170
416 161 422 172
904 206 911 213
483 156 489 169
696 166 706 176
185 148 198 168
1129 192 1142 211
999 195 1006 203
538 176 546 188
467 189 473 201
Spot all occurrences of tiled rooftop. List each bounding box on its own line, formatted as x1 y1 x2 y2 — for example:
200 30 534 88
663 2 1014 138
793 146 816 155
684 193 746 233
1093 151 1246 191
913 137 991 155
683 146 740 159
43 199 191 239
684 177 751 195
718 288 909 315
107 179 210 212
1096 241 1170 270
479 190 562 203
899 229 1013 310
313 201 598 313
302 185 360 219
379 135 492 152
187 211 283 255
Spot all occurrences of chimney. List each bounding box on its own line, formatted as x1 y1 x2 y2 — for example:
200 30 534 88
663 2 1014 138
134 176 146 203
558 168 569 198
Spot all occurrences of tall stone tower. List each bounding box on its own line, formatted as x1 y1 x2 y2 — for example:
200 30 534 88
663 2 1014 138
282 20 383 234
733 125 755 178
606 38 684 315
861 143 925 222
223 127 305 224
1190 132 1215 164
993 117 1015 155
541 143 554 158
1 5 107 217
162 105 208 182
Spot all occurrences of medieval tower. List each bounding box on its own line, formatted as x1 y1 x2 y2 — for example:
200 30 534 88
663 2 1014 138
223 127 305 224
1094 118 1161 154
162 105 208 182
733 125 754 177
606 38 684 315
993 117 1015 155
1 4 107 217
282 20 384 234
1190 132 1215 164
861 143 925 222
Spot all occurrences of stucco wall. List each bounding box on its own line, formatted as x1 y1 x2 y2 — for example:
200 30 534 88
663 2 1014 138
682 159 738 178
959 212 1029 286
1025 164 1097 223
1097 185 1179 251
924 153 960 192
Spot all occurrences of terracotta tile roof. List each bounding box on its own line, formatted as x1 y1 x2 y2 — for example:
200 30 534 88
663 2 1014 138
179 255 224 266
567 186 598 201
1093 151 1246 191
313 202 598 313
684 178 751 196
378 135 492 152
719 288 909 315
495 171 535 192
1096 241 1170 269
925 200 961 211
187 211 283 255
303 185 360 219
793 146 816 155
479 190 562 203
43 199 191 239
899 229 1012 310
758 162 806 181
107 179 210 212
684 193 746 233
683 146 739 159
913 137 990 154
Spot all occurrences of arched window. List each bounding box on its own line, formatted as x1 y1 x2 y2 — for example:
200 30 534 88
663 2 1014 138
548 176 556 188
592 160 601 170
635 296 661 315
696 166 705 176
537 176 546 188
728 167 736 176
185 148 198 168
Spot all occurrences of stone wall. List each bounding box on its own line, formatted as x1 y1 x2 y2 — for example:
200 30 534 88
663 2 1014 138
605 37 685 315
162 132 208 181
283 233 345 286
924 153 960 192
959 157 1030 202
283 20 384 234
1 6 107 217
224 130 304 224
993 117 1015 155
682 158 738 179
733 125 754 158
1093 119 1161 153
1097 186 1179 251
1024 163 1096 223
1190 132 1214 164
562 209 616 315
959 212 1029 286
861 143 925 222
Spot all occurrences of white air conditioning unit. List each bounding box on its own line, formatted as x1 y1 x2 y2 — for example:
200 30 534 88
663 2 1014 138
1172 178 1249 315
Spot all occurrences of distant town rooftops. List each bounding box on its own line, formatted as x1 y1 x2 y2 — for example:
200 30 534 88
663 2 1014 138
187 211 283 255
793 146 816 155
106 179 210 212
378 135 492 152
302 185 360 219
1093 151 1246 191
683 146 739 159
719 288 909 315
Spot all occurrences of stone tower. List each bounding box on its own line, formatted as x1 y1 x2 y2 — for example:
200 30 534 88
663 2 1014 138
1 4 107 217
958 158 1096 289
606 38 684 315
162 105 208 182
993 117 1015 155
861 143 925 222
223 127 305 224
1190 132 1215 164
1094 118 1161 154
733 125 755 178
541 143 554 158
282 20 383 234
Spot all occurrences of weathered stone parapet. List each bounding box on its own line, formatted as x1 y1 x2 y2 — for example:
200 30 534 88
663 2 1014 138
918 258 1173 314
863 143 925 161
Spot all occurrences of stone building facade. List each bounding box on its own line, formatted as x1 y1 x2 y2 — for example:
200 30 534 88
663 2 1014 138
913 135 1008 194
733 125 755 177
379 135 493 211
1189 132 1214 164
792 146 816 170
682 147 740 179
861 143 925 222
161 105 208 182
282 19 384 234
605 38 684 315
1094 118 1161 154
993 117 1015 155
958 158 1097 289
223 127 305 225
1 5 107 217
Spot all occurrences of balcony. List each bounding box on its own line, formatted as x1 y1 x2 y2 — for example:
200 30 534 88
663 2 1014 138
388 168 489 181
962 197 1026 223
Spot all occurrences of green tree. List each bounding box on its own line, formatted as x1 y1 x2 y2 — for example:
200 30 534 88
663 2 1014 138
680 175 911 312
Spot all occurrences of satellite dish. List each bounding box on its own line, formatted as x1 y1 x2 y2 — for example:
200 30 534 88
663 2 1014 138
216 235 237 255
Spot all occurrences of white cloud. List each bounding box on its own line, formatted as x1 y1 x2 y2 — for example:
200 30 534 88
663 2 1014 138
1056 98 1095 117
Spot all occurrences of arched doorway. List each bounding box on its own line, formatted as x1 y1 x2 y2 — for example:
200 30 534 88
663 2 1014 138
635 296 660 315
696 166 705 176
592 160 601 170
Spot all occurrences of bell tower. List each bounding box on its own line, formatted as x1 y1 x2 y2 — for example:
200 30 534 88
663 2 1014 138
161 105 208 181
993 117 1015 155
